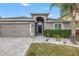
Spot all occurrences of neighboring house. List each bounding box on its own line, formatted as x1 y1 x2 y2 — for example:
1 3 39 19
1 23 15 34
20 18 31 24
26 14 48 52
0 13 72 37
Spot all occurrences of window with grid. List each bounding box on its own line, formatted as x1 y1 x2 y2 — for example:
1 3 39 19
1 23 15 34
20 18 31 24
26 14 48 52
55 24 61 30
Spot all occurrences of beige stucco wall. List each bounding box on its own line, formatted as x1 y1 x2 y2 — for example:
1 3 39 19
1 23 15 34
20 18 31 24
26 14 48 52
63 22 71 29
44 22 54 30
76 13 79 21
44 22 71 30
32 14 48 21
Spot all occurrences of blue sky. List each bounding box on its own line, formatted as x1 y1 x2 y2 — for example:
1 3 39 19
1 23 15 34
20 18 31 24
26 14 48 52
0 3 60 19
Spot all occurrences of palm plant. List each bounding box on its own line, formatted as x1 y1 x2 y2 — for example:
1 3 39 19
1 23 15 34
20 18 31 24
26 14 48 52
50 3 79 43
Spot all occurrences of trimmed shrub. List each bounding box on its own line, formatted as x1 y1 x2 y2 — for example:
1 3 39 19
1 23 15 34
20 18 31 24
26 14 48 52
43 30 71 38
54 34 63 41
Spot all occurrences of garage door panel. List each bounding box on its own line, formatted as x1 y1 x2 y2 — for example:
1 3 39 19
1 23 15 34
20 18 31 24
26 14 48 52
1 24 16 37
15 24 30 37
0 23 30 37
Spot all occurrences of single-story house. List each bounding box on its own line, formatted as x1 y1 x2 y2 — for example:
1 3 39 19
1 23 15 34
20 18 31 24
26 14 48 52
0 13 75 37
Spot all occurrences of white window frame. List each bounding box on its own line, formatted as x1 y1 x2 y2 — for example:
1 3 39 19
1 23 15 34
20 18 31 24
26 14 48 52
54 23 63 30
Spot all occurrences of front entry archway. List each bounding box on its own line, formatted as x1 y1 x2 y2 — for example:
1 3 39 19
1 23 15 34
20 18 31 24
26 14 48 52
35 17 44 35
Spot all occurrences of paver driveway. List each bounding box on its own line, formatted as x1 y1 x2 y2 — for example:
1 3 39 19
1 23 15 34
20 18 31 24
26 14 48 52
0 38 32 56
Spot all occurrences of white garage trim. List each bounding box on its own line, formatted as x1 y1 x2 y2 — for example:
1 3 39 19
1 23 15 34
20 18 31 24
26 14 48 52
30 23 32 35
30 23 33 36
0 22 30 23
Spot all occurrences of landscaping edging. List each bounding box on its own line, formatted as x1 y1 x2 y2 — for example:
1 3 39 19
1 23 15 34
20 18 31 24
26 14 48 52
32 37 79 48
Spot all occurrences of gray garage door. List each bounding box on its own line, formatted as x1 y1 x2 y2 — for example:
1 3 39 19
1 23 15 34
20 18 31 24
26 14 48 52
15 24 30 37
0 23 30 37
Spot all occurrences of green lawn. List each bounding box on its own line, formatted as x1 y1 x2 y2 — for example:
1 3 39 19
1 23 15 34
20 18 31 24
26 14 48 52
26 43 79 56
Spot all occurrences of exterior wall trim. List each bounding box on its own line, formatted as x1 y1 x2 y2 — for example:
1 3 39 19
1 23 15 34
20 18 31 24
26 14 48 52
30 23 34 36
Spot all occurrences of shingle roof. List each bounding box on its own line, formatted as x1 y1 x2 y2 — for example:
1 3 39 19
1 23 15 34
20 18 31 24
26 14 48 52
31 13 49 16
2 16 32 19
0 16 35 22
47 18 57 20
47 18 70 23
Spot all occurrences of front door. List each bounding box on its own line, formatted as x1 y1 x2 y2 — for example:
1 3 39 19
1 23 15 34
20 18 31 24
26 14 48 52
37 25 42 35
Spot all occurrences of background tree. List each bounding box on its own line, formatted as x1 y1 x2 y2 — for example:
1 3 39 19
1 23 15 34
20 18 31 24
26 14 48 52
50 3 79 43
